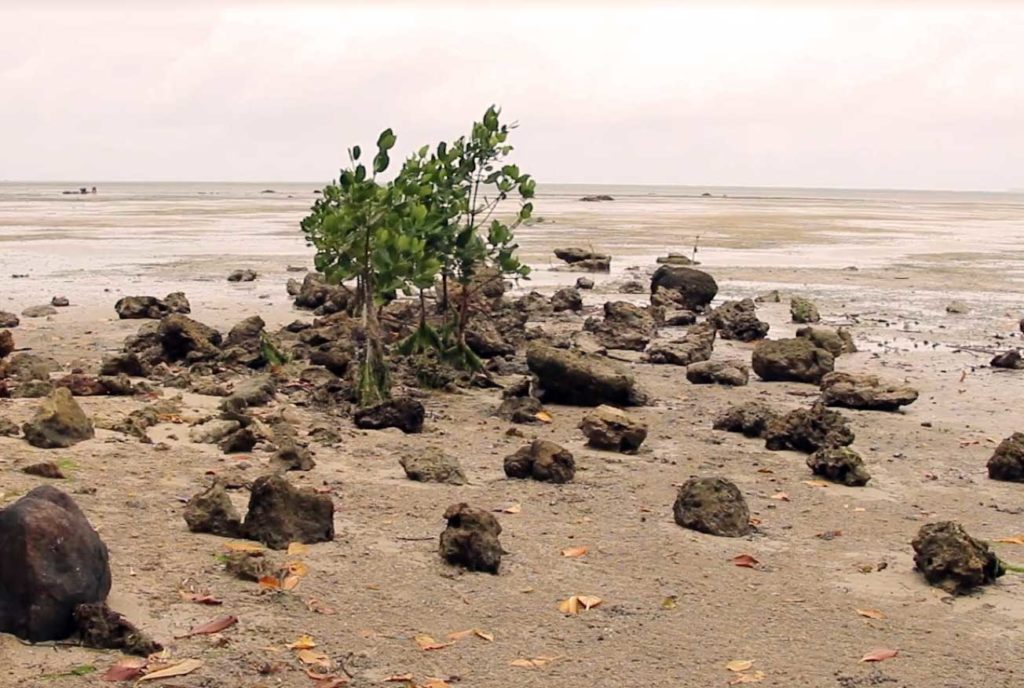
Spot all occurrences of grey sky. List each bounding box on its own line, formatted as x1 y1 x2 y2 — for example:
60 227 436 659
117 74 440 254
1 2 1021 190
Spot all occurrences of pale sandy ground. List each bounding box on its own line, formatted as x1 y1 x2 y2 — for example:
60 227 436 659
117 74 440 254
2 194 1024 688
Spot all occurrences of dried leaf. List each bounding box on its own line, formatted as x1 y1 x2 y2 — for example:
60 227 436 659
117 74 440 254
178 592 222 606
287 542 308 556
306 669 347 685
861 648 899 662
414 634 454 651
224 541 263 553
287 634 317 650
138 659 203 682
561 546 589 558
660 595 678 609
534 411 553 423
729 671 765 684
446 629 475 641
101 658 147 682
726 660 754 672
306 598 336 615
423 680 450 688
281 574 301 591
510 655 561 668
855 608 886 620
474 629 494 642
802 480 830 488
496 503 521 514
994 535 1024 545
559 595 602 615
259 575 282 590
177 615 237 637
296 649 332 669
769 492 790 501
731 554 759 568
385 674 415 682
287 561 310 577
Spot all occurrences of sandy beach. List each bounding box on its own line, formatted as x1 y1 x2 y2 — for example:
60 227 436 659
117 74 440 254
3 184 1024 688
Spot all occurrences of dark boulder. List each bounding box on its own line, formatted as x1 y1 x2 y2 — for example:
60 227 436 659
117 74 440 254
99 352 148 377
114 293 190 319
672 477 751 537
227 268 258 282
354 397 425 433
991 350 1024 370
183 483 242 537
765 403 854 453
22 388 95 449
579 405 648 452
0 487 112 641
712 402 779 438
551 287 583 313
0 329 13 359
686 360 749 386
527 343 643 406
0 311 19 328
400 448 467 485
912 521 1003 595
796 326 856 357
242 474 334 550
495 396 545 424
807 447 871 486
708 299 769 342
790 296 820 324
650 266 718 311
819 371 918 411
643 322 715 366
583 301 658 351
157 314 222 362
987 433 1024 482
504 439 575 483
751 338 834 383
439 503 502 573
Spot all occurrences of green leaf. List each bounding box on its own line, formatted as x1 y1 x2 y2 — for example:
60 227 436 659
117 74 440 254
377 128 397 152
352 145 361 161
373 152 390 174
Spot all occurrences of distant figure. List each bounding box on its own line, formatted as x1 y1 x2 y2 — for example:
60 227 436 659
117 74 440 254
79 187 87 194
91 186 97 194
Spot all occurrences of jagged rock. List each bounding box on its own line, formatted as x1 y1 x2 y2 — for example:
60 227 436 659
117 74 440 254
991 350 1024 370
224 550 274 581
189 419 241 444
570 331 607 356
618 280 646 294
400 448 467 485
72 602 161 656
157 314 222 362
551 287 583 312
765 403 854 453
672 477 751 537
227 268 258 282
752 338 834 383
708 299 769 342
1 352 60 381
579 194 614 202
220 376 275 413
686 360 749 386
527 343 642 406
114 293 190 319
51 296 69 307
10 380 54 398
912 521 1003 595
755 290 781 303
790 297 820 324
22 388 95 449
183 483 242 537
219 428 257 454
98 374 135 396
22 461 65 479
583 301 657 351
712 402 780 438
99 353 148 377
987 433 1024 482
0 311 19 328
663 310 698 327
293 273 353 314
0 487 112 641
945 301 969 314
504 439 575 483
94 398 180 443
656 252 695 266
650 266 718 311
54 374 107 396
495 396 545 424
795 326 855 357
0 417 20 436
242 474 334 550
222 315 267 367
514 290 552 315
22 304 57 318
354 397 425 433
439 503 502 573
579 405 647 452
466 319 515 358
0 329 12 359
807 447 871 486
575 276 595 290
643 322 716 366
819 372 919 411
554 247 611 270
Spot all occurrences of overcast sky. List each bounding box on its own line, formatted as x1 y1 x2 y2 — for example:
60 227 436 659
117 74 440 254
1 2 1021 190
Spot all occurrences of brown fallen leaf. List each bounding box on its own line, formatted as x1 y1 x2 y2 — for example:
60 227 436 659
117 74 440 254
224 541 263 553
769 492 790 501
661 595 678 609
861 648 899 662
282 574 301 591
496 503 521 514
385 674 414 682
561 546 589 558
422 680 450 688
287 542 308 556
474 629 495 642
994 535 1024 545
855 608 886 620
138 659 203 682
534 411 553 423
287 561 310 577
731 554 759 568
178 592 222 606
177 615 237 637
287 634 317 650
510 655 562 668
803 480 831 488
305 669 348 685
296 649 332 669
306 598 336 615
558 595 603 615
414 634 454 651
729 671 765 684
101 658 147 682
725 660 754 672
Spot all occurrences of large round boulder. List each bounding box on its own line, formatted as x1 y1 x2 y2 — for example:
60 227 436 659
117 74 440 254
650 266 718 311
527 343 643 406
672 477 751 537
751 338 834 383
